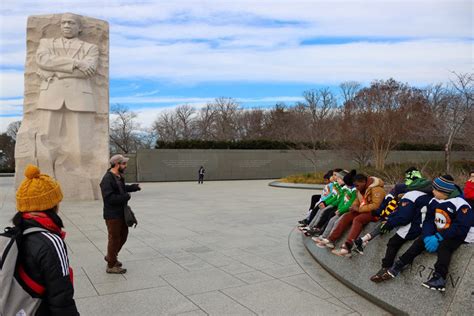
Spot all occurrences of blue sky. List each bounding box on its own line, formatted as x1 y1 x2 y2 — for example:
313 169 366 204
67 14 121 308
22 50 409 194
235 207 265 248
0 0 472 131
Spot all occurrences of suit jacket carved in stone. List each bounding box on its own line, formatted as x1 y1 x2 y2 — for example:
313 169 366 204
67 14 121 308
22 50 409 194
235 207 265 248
36 37 99 112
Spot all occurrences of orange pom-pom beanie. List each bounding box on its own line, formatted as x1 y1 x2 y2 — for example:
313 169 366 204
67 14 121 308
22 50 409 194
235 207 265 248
16 164 63 212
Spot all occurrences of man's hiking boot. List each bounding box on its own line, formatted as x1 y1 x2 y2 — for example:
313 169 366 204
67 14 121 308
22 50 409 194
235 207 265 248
106 266 127 274
104 256 122 267
422 273 446 292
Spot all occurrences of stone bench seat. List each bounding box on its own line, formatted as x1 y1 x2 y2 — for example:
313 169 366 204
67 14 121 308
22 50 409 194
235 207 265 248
303 222 474 315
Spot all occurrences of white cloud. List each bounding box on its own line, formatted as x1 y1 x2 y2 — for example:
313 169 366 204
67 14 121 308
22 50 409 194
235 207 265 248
0 98 24 115
111 95 302 105
110 39 471 84
0 72 24 99
0 1 471 101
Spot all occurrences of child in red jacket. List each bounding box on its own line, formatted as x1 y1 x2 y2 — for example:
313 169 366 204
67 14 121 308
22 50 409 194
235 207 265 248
464 170 474 206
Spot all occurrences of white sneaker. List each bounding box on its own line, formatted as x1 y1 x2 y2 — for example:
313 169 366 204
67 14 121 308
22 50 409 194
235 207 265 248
315 238 334 249
331 247 351 257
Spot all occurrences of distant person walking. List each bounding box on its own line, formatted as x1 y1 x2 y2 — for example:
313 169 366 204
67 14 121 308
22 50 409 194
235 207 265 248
198 166 205 184
100 154 141 274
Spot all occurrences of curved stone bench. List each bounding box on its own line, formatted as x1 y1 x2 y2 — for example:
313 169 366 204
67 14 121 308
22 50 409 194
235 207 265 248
268 181 325 190
303 222 474 316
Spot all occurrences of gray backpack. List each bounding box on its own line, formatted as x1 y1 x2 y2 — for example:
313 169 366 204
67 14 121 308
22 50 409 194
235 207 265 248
0 226 48 316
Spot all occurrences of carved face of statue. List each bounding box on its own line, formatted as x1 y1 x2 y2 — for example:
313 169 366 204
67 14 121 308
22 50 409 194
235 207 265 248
61 14 81 39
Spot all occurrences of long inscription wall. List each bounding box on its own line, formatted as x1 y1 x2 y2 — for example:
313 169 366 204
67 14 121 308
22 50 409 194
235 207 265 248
131 149 474 182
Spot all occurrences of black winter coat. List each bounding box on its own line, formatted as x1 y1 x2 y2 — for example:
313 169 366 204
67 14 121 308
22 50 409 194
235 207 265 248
100 170 140 220
16 219 79 316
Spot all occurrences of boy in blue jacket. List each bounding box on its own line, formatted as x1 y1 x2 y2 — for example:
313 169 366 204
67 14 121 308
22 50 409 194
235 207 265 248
384 175 474 291
368 189 432 282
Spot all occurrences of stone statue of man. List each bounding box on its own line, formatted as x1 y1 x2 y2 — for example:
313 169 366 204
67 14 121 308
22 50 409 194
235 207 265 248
35 13 99 175
15 13 109 200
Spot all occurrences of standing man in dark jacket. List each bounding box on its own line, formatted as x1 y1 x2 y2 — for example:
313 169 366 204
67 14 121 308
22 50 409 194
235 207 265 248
13 164 79 315
198 166 205 184
100 154 141 274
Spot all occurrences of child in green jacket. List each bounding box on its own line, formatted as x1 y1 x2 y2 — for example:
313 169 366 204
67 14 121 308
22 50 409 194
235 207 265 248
314 170 357 245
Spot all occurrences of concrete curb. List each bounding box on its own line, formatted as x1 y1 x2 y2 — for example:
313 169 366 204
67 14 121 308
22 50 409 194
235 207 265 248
268 181 325 190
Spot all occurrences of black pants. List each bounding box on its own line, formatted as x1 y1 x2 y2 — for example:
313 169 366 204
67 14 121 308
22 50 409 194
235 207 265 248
198 175 204 184
307 195 322 222
399 236 464 278
382 234 407 268
315 206 336 230
309 194 321 210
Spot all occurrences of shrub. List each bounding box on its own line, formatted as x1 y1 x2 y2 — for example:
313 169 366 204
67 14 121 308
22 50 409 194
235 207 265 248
155 140 330 150
280 172 326 184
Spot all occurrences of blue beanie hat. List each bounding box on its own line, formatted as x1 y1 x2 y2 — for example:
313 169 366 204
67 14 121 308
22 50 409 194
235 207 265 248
432 175 455 194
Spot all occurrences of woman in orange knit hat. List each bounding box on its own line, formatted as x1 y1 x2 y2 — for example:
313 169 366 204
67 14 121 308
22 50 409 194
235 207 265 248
12 164 79 315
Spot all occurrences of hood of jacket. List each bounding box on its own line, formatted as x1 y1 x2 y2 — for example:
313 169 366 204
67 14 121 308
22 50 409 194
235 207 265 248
367 176 384 191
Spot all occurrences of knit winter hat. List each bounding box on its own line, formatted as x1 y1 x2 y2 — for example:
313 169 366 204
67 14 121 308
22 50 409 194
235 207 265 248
432 175 455 195
404 167 422 186
335 170 349 180
342 170 357 187
16 165 63 212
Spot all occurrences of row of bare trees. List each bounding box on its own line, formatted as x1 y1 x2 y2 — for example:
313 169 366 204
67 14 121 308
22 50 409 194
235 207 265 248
2 74 468 173
3 73 469 172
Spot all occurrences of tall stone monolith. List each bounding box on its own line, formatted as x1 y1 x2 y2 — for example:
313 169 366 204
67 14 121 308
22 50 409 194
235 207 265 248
15 13 109 200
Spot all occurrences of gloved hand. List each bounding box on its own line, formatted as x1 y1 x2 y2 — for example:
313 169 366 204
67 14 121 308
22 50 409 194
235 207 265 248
424 235 439 253
435 233 444 242
380 222 390 234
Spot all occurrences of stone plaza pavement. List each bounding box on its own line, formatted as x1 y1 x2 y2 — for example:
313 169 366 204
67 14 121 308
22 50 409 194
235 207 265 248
0 177 389 315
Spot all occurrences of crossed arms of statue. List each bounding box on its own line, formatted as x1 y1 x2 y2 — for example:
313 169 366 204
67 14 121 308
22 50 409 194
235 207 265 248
36 38 99 80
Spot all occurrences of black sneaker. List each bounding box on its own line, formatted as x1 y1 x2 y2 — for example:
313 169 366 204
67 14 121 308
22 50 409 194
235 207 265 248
422 273 446 292
387 259 406 278
353 238 364 255
298 219 307 225
305 228 321 237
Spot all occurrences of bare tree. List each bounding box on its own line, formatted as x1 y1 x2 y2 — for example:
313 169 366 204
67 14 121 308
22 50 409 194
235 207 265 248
153 111 180 142
175 104 196 140
291 88 337 169
444 72 473 173
262 103 300 142
346 79 428 170
212 97 240 141
0 133 15 171
299 88 337 143
6 120 21 141
109 104 146 153
195 103 216 140
339 81 361 105
236 108 265 140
